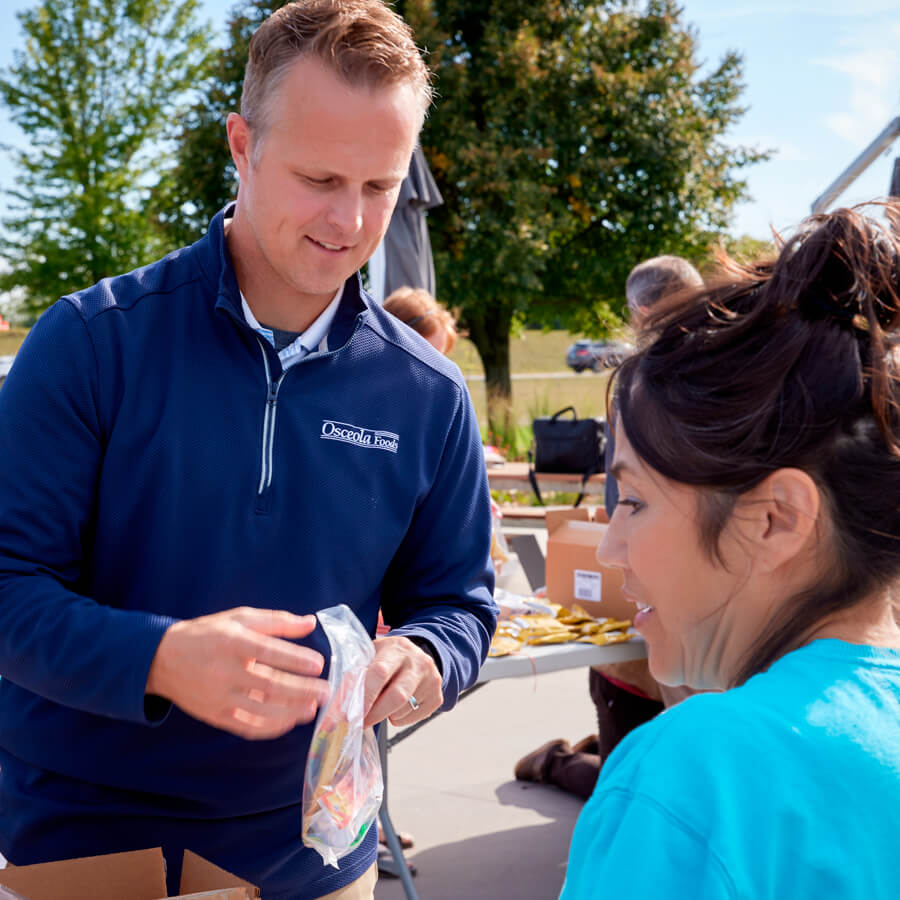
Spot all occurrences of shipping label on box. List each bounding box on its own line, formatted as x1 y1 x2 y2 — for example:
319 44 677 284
544 507 633 622
573 569 602 604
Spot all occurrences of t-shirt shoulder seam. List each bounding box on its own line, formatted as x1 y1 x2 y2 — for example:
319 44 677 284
596 785 739 898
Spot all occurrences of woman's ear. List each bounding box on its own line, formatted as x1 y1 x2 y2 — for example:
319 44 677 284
733 468 821 572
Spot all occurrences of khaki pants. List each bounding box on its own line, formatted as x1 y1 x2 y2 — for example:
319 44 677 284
317 863 377 900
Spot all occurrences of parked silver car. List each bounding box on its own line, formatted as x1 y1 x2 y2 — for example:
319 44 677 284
565 339 633 373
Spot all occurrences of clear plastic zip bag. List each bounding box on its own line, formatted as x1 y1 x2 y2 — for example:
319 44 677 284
301 604 384 868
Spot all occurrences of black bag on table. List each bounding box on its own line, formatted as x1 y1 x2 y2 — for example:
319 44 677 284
529 406 606 507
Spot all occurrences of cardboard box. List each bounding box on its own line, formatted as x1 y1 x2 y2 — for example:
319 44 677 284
0 848 259 900
545 508 632 623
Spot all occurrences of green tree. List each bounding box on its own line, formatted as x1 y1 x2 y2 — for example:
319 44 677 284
0 0 214 318
400 0 766 428
170 0 766 431
164 0 284 246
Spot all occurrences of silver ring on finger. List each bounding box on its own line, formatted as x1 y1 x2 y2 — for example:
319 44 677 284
408 694 420 711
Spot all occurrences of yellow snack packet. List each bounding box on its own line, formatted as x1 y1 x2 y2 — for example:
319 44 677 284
556 604 596 625
489 635 522 657
511 614 569 642
595 618 632 633
577 630 634 646
527 631 579 646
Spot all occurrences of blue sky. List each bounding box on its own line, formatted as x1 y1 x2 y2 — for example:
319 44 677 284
0 0 898 241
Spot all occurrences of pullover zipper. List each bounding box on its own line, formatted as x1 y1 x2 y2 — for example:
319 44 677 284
257 340 286 496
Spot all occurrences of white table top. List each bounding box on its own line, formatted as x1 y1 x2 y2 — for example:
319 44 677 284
477 636 647 683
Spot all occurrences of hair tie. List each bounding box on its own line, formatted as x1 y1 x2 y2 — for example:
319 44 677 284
405 311 437 328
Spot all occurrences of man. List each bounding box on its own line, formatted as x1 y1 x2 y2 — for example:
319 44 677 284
0 3 496 898
514 255 702 798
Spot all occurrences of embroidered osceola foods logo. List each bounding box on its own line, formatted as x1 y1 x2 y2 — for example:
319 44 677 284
320 420 399 453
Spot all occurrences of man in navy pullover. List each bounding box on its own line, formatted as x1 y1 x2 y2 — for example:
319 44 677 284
0 2 496 897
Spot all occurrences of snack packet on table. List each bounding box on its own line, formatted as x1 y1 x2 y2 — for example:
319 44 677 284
301 604 384 868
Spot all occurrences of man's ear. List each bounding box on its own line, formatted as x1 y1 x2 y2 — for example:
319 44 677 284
226 112 252 179
735 468 820 572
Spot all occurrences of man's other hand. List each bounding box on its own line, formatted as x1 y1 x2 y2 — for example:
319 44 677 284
363 635 443 728
146 607 330 740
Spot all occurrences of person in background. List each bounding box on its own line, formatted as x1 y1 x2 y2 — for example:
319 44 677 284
383 285 459 354
514 254 702 799
562 203 900 898
0 3 496 899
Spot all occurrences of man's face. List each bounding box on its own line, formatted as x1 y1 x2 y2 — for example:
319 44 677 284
228 55 420 307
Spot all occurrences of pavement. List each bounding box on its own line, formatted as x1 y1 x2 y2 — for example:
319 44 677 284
375 524 595 900
374 666 594 900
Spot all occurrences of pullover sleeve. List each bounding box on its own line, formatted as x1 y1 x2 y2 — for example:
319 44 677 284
379 384 497 709
0 301 175 724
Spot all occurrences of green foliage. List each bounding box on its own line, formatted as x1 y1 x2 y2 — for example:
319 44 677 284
165 0 291 244
0 0 215 317
483 421 533 462
720 233 778 265
166 0 766 433
400 0 767 429
491 488 594 508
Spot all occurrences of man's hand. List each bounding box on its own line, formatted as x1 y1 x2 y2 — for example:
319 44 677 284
146 607 330 740
363 635 443 728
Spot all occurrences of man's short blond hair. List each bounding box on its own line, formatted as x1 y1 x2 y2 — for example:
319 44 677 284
625 255 703 313
241 0 432 144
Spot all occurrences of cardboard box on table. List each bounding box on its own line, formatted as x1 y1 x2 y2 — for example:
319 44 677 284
545 507 632 623
0 848 259 900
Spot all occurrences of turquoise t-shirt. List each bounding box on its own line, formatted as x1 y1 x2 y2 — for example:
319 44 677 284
561 640 900 899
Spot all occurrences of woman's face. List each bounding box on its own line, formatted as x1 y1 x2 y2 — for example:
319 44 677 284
599 424 759 689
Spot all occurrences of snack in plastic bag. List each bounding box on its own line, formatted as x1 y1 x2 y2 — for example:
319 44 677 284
489 499 510 572
302 604 384 868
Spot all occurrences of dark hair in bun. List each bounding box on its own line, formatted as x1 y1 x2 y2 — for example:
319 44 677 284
613 202 900 685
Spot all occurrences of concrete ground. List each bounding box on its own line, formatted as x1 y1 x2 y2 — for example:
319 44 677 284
374 666 595 900
375 523 596 900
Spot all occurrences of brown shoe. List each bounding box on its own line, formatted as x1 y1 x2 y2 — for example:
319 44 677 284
571 734 599 755
514 739 571 783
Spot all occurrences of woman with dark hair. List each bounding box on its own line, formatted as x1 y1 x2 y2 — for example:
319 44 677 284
561 204 900 899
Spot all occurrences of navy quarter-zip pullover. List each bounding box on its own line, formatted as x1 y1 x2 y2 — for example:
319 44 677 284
0 207 496 897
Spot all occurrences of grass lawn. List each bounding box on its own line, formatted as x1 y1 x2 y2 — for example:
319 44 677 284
465 370 610 429
0 330 28 356
448 329 582 377
452 329 611 437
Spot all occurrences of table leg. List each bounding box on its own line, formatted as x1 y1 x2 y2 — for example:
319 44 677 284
377 724 420 900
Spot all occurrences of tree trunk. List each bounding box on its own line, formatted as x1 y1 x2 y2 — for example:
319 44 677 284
465 305 513 441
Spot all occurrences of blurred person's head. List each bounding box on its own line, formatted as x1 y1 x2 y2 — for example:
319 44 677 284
225 1 431 320
384 286 459 355
625 255 703 327
600 203 900 692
